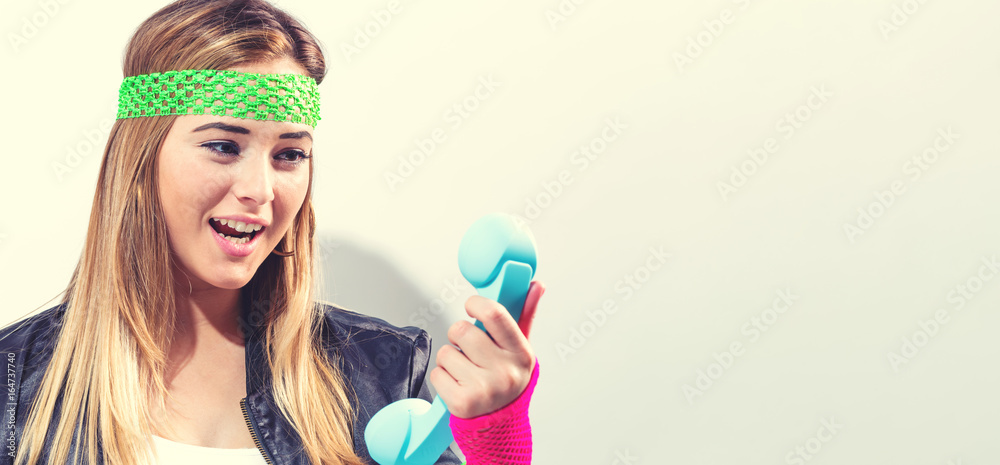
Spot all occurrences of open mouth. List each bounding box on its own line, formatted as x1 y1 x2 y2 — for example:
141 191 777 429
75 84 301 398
210 218 265 245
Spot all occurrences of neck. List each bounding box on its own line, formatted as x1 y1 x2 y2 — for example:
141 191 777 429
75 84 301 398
174 287 243 341
170 267 245 345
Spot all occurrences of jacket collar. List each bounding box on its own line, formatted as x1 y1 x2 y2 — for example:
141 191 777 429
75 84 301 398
239 292 295 464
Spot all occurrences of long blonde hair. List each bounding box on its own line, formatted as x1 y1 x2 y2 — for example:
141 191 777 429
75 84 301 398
15 1 364 463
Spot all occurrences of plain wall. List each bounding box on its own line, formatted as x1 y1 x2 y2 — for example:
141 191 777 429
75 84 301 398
1 0 999 463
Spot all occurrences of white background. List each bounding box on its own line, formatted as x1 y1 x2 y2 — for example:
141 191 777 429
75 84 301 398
2 0 999 463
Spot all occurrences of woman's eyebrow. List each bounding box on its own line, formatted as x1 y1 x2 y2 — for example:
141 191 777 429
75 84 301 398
193 122 250 134
192 122 311 141
280 131 312 141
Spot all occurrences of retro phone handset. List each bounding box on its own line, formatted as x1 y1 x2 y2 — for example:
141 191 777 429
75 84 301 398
364 213 538 465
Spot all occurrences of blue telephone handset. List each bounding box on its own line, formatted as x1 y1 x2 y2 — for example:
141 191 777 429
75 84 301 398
364 213 538 465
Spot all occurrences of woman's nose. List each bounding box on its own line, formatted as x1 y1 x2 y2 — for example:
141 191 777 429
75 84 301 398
232 154 275 206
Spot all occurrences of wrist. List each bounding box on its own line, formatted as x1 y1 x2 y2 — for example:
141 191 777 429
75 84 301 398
449 358 539 464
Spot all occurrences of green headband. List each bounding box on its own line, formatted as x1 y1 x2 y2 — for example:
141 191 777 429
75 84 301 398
117 69 321 128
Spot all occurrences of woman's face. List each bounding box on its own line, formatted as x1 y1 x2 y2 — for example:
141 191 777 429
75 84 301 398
157 58 314 291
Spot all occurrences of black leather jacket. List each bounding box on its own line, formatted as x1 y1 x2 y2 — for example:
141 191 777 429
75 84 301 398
0 301 463 464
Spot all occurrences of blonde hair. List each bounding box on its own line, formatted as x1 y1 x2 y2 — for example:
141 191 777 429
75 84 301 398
14 1 364 463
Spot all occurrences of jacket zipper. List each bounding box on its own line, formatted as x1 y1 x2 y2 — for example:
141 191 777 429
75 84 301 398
241 397 277 465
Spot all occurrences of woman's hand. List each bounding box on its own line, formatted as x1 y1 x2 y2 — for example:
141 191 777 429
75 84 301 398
430 280 545 419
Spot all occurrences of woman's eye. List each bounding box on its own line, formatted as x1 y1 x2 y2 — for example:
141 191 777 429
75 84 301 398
201 141 240 156
276 150 312 164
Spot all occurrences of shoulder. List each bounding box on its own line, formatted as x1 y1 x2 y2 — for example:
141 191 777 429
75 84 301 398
315 299 429 348
314 300 435 393
313 302 457 462
0 302 67 356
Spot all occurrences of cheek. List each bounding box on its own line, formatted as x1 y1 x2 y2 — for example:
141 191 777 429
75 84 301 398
271 172 311 227
158 155 231 238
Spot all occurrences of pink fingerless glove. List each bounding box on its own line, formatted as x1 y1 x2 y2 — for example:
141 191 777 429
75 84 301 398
450 358 539 465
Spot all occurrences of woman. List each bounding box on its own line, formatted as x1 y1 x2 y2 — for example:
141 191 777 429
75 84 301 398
0 0 542 463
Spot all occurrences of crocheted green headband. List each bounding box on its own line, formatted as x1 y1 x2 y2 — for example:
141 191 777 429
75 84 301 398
117 69 321 128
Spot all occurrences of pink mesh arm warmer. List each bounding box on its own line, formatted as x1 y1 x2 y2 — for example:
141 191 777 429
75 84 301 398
450 358 539 464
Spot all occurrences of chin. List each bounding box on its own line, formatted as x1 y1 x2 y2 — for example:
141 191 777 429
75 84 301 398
172 255 261 291
205 263 262 289
207 274 254 290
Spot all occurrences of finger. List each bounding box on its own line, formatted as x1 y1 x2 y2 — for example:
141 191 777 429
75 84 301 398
434 344 481 384
466 295 529 354
429 365 480 420
447 319 500 367
428 365 459 401
517 280 546 340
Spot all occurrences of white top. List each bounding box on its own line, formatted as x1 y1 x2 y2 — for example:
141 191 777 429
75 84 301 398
148 434 268 464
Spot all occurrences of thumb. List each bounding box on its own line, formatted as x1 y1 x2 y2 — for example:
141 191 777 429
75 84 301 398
517 280 545 340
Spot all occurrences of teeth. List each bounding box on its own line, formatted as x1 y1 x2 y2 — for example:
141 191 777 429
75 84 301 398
216 231 252 245
212 218 264 232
